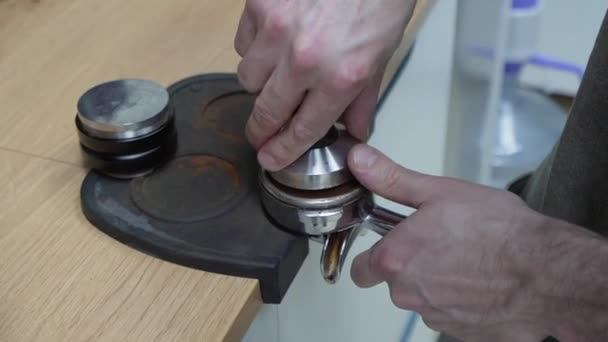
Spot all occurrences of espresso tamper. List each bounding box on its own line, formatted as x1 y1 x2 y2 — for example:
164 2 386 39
75 79 176 178
259 125 406 283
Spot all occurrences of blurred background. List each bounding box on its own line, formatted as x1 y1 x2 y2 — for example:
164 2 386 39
443 0 603 190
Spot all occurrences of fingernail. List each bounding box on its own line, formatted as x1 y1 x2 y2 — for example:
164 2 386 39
258 151 278 170
352 145 378 170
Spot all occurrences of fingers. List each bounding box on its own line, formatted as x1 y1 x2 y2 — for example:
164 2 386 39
237 9 291 93
352 243 428 314
234 11 256 57
342 71 384 141
237 40 277 94
351 233 405 288
351 247 384 288
245 60 306 149
347 144 436 208
255 53 374 170
257 86 360 170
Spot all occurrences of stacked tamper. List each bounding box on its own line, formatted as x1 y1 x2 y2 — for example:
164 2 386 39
75 79 176 178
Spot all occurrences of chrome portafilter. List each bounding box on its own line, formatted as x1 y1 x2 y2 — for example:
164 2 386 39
259 126 406 283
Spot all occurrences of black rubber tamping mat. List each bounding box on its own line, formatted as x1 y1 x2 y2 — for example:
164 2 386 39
80 73 309 304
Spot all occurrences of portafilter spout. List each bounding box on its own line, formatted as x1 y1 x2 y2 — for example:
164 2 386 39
259 126 406 283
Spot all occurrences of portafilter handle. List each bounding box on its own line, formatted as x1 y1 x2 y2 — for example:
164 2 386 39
362 205 406 236
319 202 406 283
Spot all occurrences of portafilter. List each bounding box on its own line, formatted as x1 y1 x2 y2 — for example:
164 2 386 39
259 125 406 283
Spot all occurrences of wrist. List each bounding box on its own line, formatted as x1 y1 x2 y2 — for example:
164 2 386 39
512 211 608 341
503 209 559 338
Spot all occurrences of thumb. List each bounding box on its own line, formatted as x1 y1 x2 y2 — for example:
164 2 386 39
347 144 435 208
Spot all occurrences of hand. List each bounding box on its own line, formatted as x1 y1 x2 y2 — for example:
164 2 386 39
234 0 416 171
347 144 557 341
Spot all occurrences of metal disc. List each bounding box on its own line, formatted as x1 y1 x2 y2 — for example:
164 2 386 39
260 170 364 209
268 127 358 190
77 79 170 139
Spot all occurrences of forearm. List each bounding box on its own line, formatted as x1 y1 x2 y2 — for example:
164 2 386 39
524 213 608 341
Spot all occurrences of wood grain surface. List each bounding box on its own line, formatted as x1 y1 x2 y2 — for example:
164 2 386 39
0 0 434 340
0 149 261 341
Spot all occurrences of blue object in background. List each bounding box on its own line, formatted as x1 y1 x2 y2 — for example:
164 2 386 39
512 0 539 10
400 312 419 342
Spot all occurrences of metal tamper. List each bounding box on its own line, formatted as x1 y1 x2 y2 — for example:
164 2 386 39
75 79 177 178
259 125 406 283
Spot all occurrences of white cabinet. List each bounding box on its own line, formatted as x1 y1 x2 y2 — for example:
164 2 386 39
243 1 456 340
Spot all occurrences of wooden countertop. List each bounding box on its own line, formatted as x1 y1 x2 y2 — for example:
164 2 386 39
0 0 433 341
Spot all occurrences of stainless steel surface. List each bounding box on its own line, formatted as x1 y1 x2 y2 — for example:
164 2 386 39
260 171 365 235
320 226 361 284
260 170 363 209
260 170 406 236
268 127 359 190
361 205 406 236
260 169 407 283
77 79 171 139
259 125 407 283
